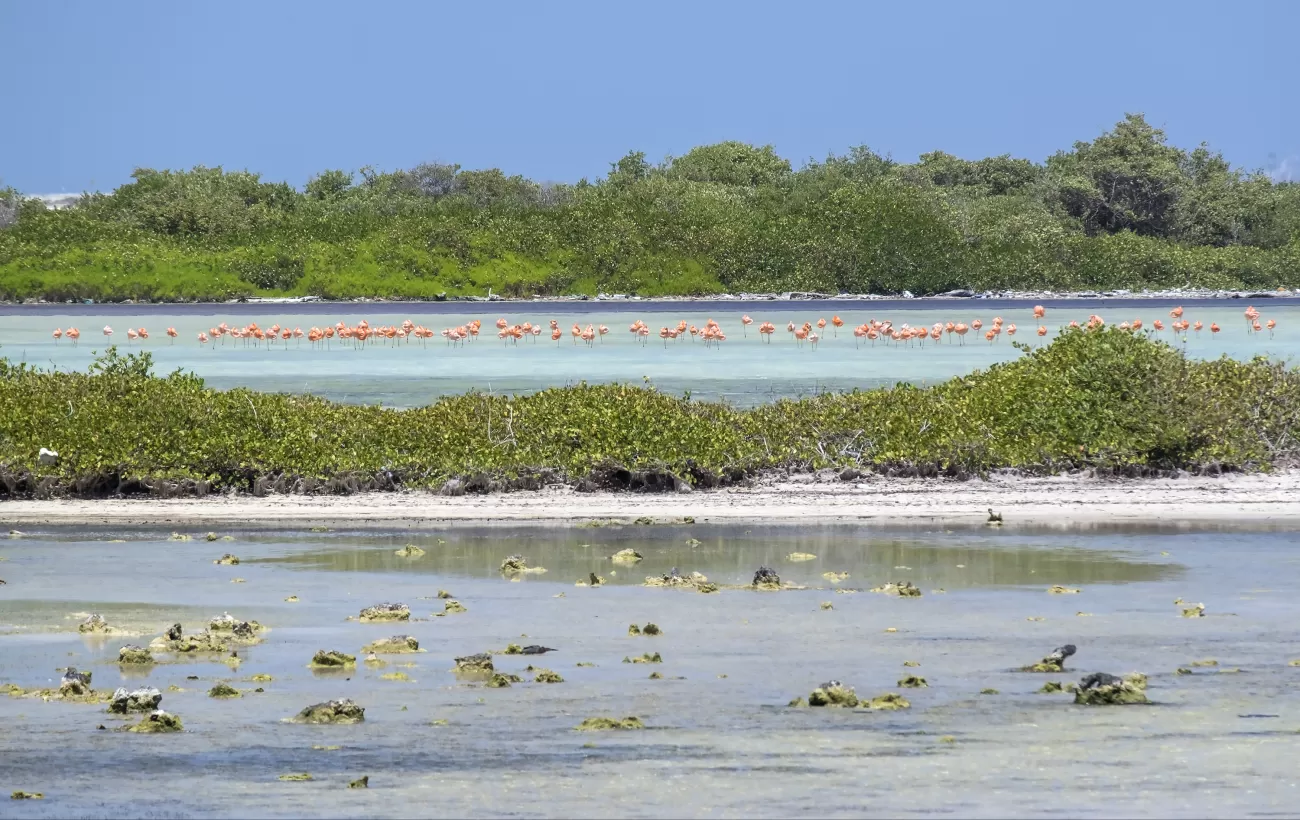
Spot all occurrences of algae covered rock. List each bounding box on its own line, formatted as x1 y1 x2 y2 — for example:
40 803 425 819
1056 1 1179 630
358 602 410 622
59 667 93 696
205 532 219 542
118 645 154 664
629 623 660 636
1048 585 1080 594
208 613 264 634
820 602 834 610
1021 644 1076 673
871 582 922 597
786 552 817 562
454 653 495 673
576 716 645 731
752 566 782 589
1073 672 1149 705
645 567 713 591
380 672 411 682
394 544 425 557
278 773 313 782
311 649 357 668
214 554 240 565
209 682 241 698
11 791 44 799
1182 603 1207 618
485 673 521 688
823 571 850 582
898 675 928 688
866 693 911 710
807 681 859 707
533 669 564 683
291 699 365 724
440 600 467 615
349 776 369 789
627 624 642 636
168 532 192 542
500 554 546 574
623 653 662 664
611 549 643 564
437 589 454 599
361 635 420 654
109 686 162 713
902 660 920 668
128 710 183 733
78 613 111 634
980 688 999 695
1037 681 1066 694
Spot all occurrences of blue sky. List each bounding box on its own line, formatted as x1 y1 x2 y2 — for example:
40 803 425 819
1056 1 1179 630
3 0 1297 195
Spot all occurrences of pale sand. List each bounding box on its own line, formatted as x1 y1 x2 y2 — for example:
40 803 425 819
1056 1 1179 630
3 471 1299 527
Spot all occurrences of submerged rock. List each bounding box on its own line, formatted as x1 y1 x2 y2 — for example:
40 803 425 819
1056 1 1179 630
499 555 546 574
1021 644 1076 673
611 549 643 563
1037 681 1066 694
437 589 454 599
644 567 715 593
623 653 662 664
440 600 467 615
871 582 922 597
485 673 521 688
1189 659 1219 667
575 716 645 731
291 699 365 724
898 675 928 688
787 552 817 562
980 688 1000 695
1182 603 1207 618
361 635 420 654
152 630 229 654
78 613 110 634
168 532 192 542
128 710 183 733
1074 672 1149 705
380 672 411 682
394 544 425 557
278 773 313 782
214 554 240 565
454 653 494 673
1047 585 1080 594
533 669 564 683
358 603 410 622
752 566 782 589
348 776 369 789
865 693 911 710
11 791 44 799
209 682 241 698
808 681 858 707
823 571 850 582
310 649 357 669
109 686 162 713
118 645 154 664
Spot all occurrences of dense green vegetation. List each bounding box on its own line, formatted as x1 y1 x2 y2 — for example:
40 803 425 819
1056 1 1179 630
1 114 1298 302
2 328 1296 498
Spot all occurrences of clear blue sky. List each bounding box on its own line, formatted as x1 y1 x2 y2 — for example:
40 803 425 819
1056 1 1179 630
3 0 1297 195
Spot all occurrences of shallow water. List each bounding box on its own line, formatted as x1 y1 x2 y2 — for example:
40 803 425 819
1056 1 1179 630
3 302 1297 407
2 522 1299 817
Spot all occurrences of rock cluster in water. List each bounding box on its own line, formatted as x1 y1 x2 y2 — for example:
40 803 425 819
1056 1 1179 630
291 699 365 724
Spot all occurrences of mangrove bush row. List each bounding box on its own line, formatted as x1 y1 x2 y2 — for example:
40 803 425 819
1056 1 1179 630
2 114 1299 302
1 328 1297 498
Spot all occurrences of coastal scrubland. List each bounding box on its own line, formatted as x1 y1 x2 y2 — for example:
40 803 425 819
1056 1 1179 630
2 114 1298 302
1 327 1296 498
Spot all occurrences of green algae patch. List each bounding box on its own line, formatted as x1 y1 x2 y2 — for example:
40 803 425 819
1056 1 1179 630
11 791 43 799
250 674 274 682
312 745 341 751
533 669 564 683
576 662 596 668
820 602 834 610
394 544 425 557
209 682 241 698
808 683 859 707
117 645 154 664
278 773 313 782
980 688 999 695
128 710 183 733
168 532 192 542
504 644 524 655
576 716 645 731
1037 681 1066 694
379 672 412 682
439 600 467 615
310 650 357 668
290 699 365 724
349 776 369 789
649 671 663 679
787 552 817 562
866 693 911 710
1189 659 1219 667
214 553 240 565
623 653 662 664
358 603 410 622
284 596 299 602
485 673 521 688
361 635 420 654
1182 603 1206 618
611 549 643 564
898 675 928 688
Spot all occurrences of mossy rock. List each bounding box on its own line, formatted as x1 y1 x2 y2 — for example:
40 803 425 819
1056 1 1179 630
284 596 300 602
209 682 241 698
348 776 369 789
454 653 494 673
118 645 154 664
649 671 663 679
380 672 411 682
627 624 641 636
1189 659 1218 667
310 649 356 668
898 675 928 688
440 600 467 615
623 653 662 664
394 544 425 557
1037 681 1066 694
361 635 420 654
290 699 365 724
437 589 454 599
485 673 521 688
168 532 192 542
1074 683 1149 705
128 710 183 733
78 613 111 633
1047 585 1080 594
611 549 643 563
250 674 274 682
979 688 999 695
808 684 859 707
823 571 850 582
1021 660 1065 673
871 582 922 597
214 554 240 565
11 791 44 800
576 716 645 731
903 660 920 668
358 603 410 622
787 552 817 562
1182 603 1206 618
533 669 564 683
866 693 911 710
820 602 834 610
278 773 313 782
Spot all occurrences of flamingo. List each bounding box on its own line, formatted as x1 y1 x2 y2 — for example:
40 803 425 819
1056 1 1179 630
166 327 178 343
66 327 80 346
102 325 113 341
1170 306 1184 319
1267 318 1277 337
125 328 138 345
52 328 62 342
1033 305 1045 319
741 315 753 336
1036 326 1047 337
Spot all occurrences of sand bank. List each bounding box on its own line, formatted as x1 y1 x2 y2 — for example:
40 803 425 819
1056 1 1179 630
3 471 1299 528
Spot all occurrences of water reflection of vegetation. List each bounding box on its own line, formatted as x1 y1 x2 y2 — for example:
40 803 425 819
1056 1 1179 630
256 526 1182 588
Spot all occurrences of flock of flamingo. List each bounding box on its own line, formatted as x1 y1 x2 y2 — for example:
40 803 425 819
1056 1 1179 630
46 305 1279 351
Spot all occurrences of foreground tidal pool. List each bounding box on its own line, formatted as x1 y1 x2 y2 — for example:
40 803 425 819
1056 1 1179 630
2 521 1299 818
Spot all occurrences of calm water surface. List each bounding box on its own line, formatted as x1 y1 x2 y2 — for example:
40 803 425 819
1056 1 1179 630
2 522 1299 817
2 304 1297 406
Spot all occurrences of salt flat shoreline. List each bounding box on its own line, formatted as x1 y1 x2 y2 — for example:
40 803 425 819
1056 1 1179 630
4 472 1299 528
